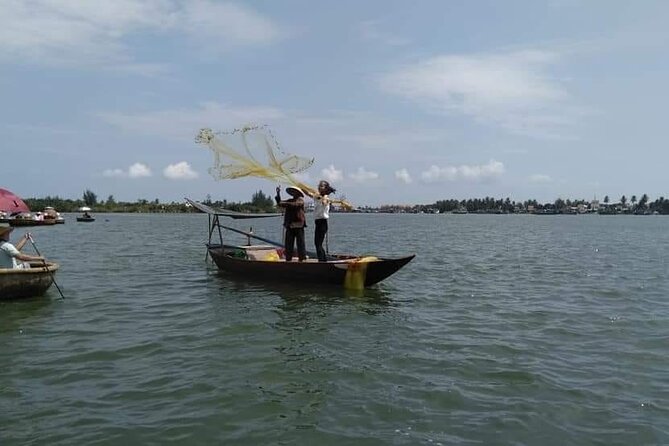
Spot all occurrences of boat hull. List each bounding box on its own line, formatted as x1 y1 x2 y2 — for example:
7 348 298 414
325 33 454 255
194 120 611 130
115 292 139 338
76 217 95 222
208 244 414 288
0 262 60 299
0 218 57 227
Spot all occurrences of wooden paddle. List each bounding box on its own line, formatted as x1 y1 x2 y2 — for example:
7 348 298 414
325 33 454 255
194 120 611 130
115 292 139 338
27 234 65 299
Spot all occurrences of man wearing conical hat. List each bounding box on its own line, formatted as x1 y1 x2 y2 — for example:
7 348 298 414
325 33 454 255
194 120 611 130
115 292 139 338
275 186 307 262
0 223 44 269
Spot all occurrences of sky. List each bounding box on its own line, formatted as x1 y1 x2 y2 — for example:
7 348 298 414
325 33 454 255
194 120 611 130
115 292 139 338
1 0 668 206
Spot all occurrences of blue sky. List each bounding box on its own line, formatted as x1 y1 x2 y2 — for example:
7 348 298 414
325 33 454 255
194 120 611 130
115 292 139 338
1 0 668 206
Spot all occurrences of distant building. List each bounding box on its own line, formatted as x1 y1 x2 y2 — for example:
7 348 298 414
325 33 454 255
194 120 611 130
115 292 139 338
590 199 600 211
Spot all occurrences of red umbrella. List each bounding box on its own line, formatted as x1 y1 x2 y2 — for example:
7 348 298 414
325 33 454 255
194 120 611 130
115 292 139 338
0 188 30 214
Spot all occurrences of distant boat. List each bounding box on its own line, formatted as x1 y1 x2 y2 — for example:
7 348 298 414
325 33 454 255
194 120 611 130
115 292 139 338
452 207 468 214
43 206 65 224
76 206 95 222
0 262 60 299
76 214 95 222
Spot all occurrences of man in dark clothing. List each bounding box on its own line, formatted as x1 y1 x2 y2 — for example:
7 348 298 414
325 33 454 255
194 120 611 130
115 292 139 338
275 186 307 261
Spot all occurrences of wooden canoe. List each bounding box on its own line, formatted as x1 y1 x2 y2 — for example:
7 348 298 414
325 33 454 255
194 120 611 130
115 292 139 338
208 244 414 289
0 262 60 299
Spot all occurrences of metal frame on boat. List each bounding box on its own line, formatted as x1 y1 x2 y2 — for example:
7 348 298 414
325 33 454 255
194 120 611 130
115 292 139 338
186 198 415 289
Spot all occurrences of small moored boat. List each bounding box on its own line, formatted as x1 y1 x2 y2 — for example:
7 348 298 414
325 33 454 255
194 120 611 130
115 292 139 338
6 213 57 227
43 207 65 224
0 262 60 299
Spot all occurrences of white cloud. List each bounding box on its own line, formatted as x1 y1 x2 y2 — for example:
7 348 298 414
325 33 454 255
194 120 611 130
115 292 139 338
102 168 126 178
0 0 285 69
529 173 552 183
421 160 505 182
349 167 379 183
395 168 412 184
379 50 581 138
292 172 312 185
163 161 199 180
321 164 343 183
99 102 285 140
182 1 284 47
102 162 152 178
128 162 152 178
358 19 410 46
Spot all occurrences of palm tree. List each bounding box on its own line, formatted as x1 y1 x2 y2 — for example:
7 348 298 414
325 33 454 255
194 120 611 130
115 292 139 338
554 198 566 212
83 189 97 206
638 194 649 212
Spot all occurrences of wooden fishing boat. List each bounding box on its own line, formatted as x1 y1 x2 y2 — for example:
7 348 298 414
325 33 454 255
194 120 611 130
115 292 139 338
186 198 415 289
0 262 60 299
208 244 414 288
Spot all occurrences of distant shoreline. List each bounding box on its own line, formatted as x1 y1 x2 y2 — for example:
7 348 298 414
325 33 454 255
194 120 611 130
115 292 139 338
12 194 669 217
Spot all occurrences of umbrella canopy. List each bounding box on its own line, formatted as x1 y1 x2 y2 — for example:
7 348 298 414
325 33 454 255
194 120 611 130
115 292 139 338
78 206 92 212
0 188 30 214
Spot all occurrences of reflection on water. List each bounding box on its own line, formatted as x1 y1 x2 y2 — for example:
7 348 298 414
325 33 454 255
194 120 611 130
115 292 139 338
0 297 58 334
208 268 395 310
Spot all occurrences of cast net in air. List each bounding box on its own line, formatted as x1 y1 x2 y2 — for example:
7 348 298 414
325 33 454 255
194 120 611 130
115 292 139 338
196 125 352 209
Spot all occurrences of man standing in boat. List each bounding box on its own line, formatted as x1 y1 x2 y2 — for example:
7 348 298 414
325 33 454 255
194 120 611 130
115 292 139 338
275 186 307 262
0 223 44 269
303 180 336 262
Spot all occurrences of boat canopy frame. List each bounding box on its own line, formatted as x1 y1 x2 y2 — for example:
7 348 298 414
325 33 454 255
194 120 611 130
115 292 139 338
185 198 284 257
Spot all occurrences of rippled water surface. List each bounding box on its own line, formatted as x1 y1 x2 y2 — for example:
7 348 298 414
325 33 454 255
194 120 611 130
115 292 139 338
1 213 668 445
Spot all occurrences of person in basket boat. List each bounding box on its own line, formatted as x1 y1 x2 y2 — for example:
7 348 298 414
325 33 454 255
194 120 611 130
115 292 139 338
0 223 44 269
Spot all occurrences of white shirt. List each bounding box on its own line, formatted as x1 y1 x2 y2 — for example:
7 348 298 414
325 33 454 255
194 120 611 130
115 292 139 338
313 194 330 220
0 241 20 269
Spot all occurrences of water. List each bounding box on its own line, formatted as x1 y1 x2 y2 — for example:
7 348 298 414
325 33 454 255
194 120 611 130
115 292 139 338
1 213 667 445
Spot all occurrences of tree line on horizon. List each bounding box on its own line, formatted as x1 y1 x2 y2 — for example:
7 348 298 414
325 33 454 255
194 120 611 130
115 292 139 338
23 189 276 214
372 194 669 215
22 189 669 215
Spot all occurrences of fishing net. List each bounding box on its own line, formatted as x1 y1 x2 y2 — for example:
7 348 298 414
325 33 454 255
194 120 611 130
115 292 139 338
196 125 352 209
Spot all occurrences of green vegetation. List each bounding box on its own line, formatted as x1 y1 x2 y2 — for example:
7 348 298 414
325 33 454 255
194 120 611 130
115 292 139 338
362 195 669 215
22 189 669 215
24 190 278 214
82 189 97 207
